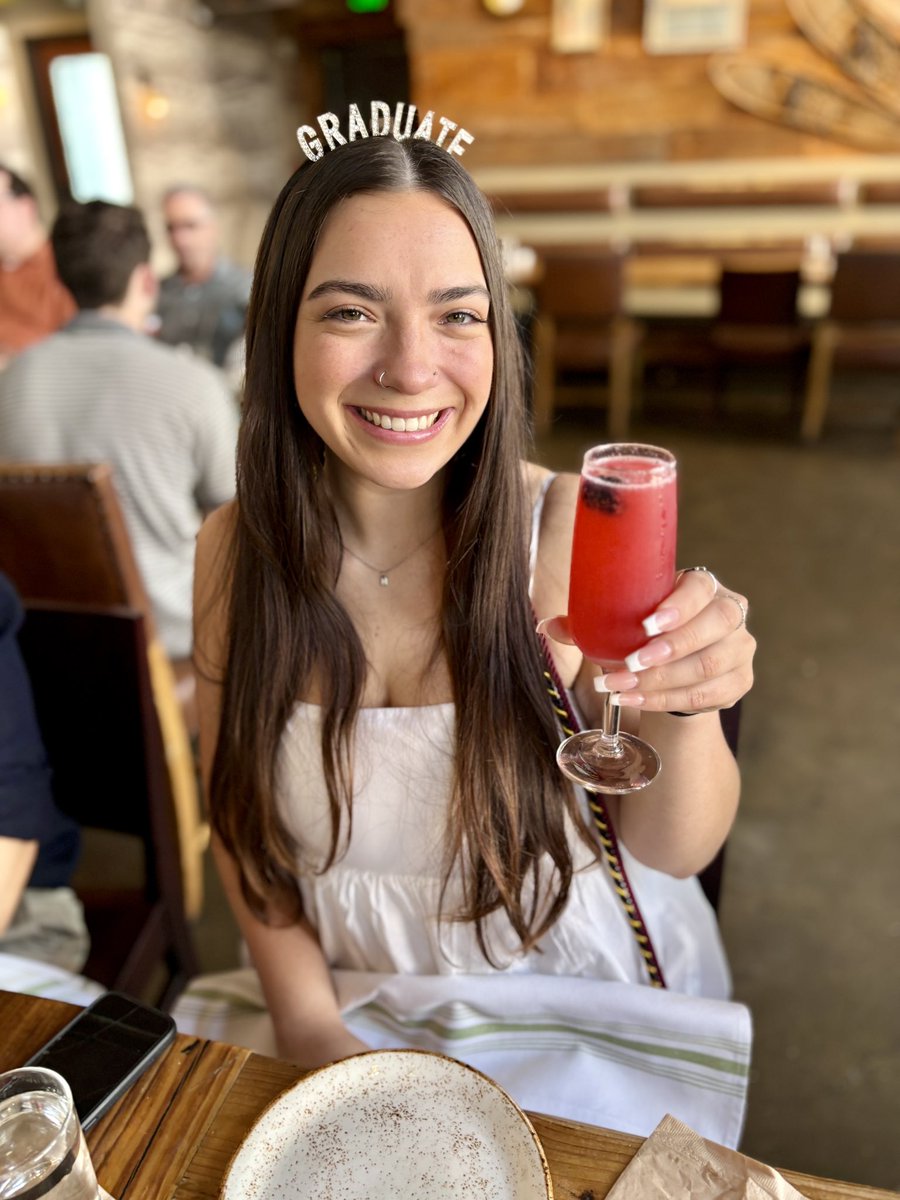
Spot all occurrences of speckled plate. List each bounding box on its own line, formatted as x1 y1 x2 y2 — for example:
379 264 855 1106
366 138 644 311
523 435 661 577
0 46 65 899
220 1049 553 1199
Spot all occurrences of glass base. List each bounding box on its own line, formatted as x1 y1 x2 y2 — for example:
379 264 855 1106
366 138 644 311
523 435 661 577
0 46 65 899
556 729 661 794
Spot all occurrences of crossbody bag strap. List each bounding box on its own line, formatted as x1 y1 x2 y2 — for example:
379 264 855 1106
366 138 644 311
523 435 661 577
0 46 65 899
538 633 667 989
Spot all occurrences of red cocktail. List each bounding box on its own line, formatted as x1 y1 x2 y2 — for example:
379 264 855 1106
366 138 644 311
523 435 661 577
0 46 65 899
569 450 677 665
557 443 677 794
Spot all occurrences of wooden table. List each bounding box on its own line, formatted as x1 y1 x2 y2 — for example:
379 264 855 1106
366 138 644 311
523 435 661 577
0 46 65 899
1 990 896 1200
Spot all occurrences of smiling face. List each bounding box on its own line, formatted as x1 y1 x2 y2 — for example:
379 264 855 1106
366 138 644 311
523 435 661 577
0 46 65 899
292 189 494 494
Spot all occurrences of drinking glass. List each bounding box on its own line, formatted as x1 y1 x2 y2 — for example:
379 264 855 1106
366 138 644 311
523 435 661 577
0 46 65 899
0 1067 101 1200
556 443 677 794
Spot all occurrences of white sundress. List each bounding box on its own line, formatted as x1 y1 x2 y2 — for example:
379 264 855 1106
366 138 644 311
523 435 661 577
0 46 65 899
174 478 752 1145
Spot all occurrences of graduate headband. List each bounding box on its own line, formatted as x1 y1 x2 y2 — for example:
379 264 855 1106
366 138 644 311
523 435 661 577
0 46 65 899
296 102 475 163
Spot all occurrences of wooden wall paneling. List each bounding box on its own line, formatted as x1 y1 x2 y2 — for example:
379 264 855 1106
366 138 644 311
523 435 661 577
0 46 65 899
859 180 900 204
394 0 898 167
631 179 845 206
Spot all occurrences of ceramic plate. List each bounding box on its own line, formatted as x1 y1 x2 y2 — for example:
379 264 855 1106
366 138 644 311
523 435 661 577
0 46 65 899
221 1049 553 1199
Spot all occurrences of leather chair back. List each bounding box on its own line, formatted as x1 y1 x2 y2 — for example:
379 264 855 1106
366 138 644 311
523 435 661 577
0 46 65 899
18 603 199 1009
0 460 206 920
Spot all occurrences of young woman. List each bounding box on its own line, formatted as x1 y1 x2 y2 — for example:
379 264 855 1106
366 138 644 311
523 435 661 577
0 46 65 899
191 133 755 1125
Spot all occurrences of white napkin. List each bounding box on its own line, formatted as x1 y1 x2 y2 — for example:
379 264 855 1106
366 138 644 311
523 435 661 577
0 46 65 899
176 967 752 1148
0 951 104 1008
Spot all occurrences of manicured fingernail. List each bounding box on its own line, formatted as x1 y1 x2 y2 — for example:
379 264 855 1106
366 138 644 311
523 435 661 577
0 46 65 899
594 672 639 693
535 618 551 636
643 608 678 636
611 692 645 707
624 640 672 672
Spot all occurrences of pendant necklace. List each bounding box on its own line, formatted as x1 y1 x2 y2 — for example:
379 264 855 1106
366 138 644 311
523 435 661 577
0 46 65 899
342 528 441 587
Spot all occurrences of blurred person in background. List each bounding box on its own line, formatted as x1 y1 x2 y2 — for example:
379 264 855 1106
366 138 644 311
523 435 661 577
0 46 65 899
0 571 87 972
157 185 252 373
0 200 238 665
0 165 75 370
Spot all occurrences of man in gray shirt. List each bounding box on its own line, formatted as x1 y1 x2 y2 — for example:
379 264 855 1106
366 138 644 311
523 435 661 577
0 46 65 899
0 200 238 662
157 185 252 369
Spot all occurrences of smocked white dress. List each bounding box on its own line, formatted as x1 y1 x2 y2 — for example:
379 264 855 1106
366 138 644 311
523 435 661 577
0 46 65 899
174 477 752 1144
277 700 729 997
278 470 729 996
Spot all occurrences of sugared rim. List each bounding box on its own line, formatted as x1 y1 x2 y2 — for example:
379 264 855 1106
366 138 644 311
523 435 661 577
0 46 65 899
582 442 676 484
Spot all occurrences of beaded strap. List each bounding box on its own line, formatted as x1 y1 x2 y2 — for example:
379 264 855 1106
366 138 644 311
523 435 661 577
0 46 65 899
539 636 667 989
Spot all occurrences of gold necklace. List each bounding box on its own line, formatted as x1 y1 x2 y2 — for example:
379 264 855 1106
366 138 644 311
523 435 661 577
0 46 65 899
342 528 441 587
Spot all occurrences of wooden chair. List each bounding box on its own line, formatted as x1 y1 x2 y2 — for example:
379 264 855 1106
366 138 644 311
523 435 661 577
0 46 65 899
0 461 207 921
801 251 900 441
531 250 642 439
710 262 809 411
17 603 200 1009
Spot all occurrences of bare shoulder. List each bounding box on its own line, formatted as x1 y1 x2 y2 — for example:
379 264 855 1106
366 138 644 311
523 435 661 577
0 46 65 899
197 498 237 554
193 500 237 679
523 462 580 600
524 464 583 684
196 500 238 589
541 469 580 533
523 460 553 502
523 461 579 511
531 466 581 579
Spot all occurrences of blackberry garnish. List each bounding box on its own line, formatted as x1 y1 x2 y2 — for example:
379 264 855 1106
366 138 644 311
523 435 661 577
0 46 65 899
581 477 621 515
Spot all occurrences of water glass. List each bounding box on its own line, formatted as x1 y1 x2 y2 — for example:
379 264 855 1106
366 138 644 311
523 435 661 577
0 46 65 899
0 1067 100 1200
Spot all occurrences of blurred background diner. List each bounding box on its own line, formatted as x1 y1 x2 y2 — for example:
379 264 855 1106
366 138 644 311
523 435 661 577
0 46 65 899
157 183 252 389
0 162 74 367
0 0 897 1191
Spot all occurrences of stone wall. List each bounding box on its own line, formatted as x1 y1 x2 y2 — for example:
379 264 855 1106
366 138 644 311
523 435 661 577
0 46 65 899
87 0 301 271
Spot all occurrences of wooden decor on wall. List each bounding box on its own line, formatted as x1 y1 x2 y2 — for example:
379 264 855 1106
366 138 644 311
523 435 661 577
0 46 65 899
786 0 900 119
709 49 900 151
551 0 608 54
707 0 900 152
643 0 748 55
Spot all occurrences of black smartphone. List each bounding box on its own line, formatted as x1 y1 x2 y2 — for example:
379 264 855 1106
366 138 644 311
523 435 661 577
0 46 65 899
24 991 177 1130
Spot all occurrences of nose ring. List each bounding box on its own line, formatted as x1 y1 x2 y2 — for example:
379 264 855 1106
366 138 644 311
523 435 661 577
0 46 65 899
378 369 438 388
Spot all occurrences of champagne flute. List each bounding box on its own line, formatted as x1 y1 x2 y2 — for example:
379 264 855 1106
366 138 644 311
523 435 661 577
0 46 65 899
556 443 677 794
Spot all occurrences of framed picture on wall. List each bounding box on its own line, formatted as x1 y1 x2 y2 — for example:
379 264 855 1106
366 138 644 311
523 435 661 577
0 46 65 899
642 0 748 55
551 0 609 54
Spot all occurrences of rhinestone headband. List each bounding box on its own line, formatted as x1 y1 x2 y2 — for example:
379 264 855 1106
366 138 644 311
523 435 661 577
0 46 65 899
296 101 475 162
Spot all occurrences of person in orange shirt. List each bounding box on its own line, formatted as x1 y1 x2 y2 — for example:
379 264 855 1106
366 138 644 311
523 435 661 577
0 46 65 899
0 165 75 369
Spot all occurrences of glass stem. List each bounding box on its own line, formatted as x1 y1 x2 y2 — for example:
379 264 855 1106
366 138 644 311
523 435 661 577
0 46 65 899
601 692 625 754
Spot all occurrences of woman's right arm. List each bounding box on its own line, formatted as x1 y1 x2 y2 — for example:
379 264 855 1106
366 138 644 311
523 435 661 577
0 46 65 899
193 507 369 1067
210 837 369 1066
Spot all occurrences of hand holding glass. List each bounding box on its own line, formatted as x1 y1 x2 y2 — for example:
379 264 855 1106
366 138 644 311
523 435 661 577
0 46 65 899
556 443 677 794
0 1067 101 1200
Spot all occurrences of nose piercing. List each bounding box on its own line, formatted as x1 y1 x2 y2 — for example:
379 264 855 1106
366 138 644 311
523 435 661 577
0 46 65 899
378 369 438 388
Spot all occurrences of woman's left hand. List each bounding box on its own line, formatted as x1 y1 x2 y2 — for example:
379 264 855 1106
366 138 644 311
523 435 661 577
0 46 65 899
540 566 756 715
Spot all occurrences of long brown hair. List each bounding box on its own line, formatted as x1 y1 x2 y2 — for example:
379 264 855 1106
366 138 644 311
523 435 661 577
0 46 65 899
209 135 590 961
